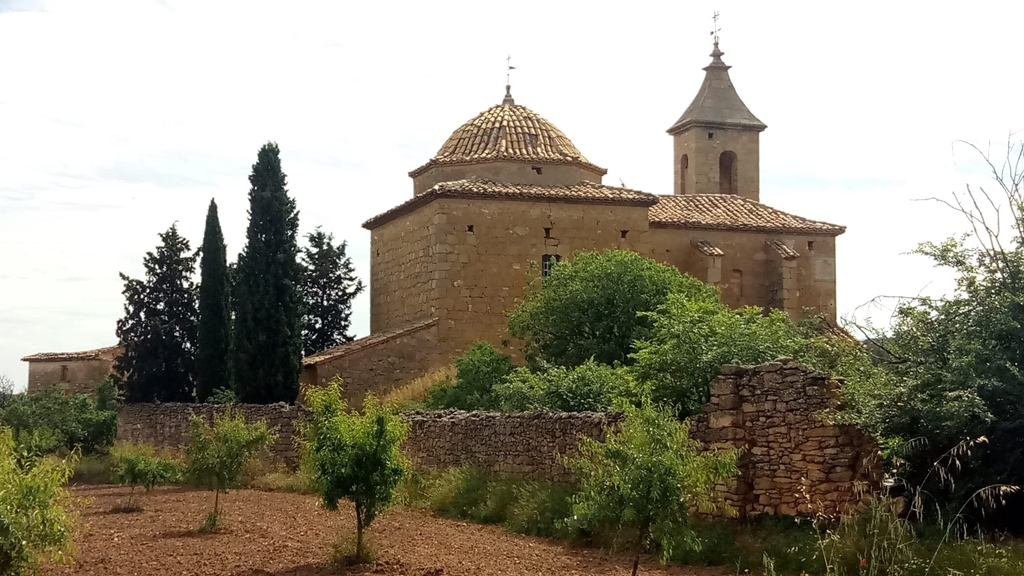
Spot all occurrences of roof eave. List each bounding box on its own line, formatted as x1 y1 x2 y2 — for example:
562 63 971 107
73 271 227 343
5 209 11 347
666 118 768 135
649 221 846 237
364 190 658 230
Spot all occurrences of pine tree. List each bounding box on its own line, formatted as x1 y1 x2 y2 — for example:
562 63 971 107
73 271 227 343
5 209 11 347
196 199 230 402
115 224 199 403
231 142 303 404
301 227 364 356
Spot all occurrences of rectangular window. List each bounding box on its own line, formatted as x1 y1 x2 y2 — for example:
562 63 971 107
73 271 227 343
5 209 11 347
59 365 69 382
542 254 561 277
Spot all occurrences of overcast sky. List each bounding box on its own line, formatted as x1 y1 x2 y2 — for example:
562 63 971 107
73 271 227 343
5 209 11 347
2 0 1020 390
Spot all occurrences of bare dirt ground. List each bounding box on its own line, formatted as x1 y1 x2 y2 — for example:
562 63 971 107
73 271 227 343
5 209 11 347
45 485 726 576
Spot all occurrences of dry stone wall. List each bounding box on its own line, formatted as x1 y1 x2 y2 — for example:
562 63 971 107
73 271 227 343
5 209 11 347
117 402 307 466
689 358 881 517
400 410 623 482
116 359 880 518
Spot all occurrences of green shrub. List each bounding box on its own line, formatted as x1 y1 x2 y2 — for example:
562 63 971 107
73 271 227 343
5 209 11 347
0 427 77 575
0 386 116 454
184 411 275 529
302 382 409 562
110 442 182 511
561 400 739 576
508 249 718 367
631 295 807 417
426 342 513 411
495 360 639 412
206 387 238 405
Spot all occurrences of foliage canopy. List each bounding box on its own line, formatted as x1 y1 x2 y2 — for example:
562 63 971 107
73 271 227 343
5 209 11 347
115 223 199 403
508 250 717 367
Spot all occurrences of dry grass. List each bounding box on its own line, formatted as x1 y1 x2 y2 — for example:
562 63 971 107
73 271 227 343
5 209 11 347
380 365 455 409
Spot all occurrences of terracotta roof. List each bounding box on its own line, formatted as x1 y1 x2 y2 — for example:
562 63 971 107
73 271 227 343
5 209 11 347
409 94 607 177
767 239 800 260
364 179 659 230
650 194 845 236
668 42 766 134
303 318 438 365
691 239 724 257
21 345 122 363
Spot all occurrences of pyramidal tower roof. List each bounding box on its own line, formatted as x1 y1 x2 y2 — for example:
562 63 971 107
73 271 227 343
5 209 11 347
667 41 766 134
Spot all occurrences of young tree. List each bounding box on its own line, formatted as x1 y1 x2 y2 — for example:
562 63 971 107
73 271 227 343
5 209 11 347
300 227 364 355
184 411 275 531
0 427 77 575
197 199 231 403
231 142 304 404
561 401 739 576
110 442 182 512
508 250 718 367
115 224 199 403
303 382 409 562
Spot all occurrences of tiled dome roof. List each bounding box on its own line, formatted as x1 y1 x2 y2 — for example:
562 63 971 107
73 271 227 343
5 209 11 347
409 89 606 177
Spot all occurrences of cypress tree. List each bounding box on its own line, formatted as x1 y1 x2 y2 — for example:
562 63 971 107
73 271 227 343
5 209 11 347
196 199 230 402
300 227 365 356
231 142 303 404
115 224 198 403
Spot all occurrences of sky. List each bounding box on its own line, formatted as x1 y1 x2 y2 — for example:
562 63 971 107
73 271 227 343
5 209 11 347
2 0 1022 391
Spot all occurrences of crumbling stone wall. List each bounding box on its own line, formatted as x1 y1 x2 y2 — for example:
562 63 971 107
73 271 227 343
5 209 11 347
400 410 624 482
116 402 307 466
689 359 881 517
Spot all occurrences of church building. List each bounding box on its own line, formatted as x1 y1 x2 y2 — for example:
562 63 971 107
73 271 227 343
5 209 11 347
302 41 846 405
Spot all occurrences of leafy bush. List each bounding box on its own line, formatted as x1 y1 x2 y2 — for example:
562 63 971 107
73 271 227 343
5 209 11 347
631 295 807 416
205 387 238 405
426 342 512 411
508 250 718 367
495 360 639 412
0 427 77 575
403 466 579 541
110 442 182 511
184 411 276 530
0 386 116 454
561 400 739 576
302 381 409 562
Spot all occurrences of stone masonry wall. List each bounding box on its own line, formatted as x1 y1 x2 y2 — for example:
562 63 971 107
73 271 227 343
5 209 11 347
116 360 880 517
117 402 307 466
689 359 881 517
400 410 624 482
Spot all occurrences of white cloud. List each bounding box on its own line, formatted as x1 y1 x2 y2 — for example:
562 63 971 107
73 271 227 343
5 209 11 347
2 0 1022 389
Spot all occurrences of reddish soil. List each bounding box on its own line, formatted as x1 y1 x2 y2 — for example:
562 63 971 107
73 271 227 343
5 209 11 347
45 485 726 576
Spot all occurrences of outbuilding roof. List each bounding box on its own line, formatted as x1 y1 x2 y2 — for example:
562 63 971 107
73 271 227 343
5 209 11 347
21 345 122 363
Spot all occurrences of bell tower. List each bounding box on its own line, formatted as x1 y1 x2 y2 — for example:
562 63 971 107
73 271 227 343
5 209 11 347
668 40 766 201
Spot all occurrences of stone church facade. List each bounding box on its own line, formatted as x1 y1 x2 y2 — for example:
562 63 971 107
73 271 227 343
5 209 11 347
301 41 845 405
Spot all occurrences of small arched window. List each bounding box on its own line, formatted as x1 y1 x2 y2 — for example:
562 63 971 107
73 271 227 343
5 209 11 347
719 151 738 195
680 154 689 195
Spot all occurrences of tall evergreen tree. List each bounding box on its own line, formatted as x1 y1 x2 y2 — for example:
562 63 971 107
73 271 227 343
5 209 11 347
231 142 303 404
196 199 230 402
115 224 199 403
300 227 364 356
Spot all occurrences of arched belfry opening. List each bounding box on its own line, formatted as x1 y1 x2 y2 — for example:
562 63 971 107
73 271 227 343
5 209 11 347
719 151 738 195
680 154 689 195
